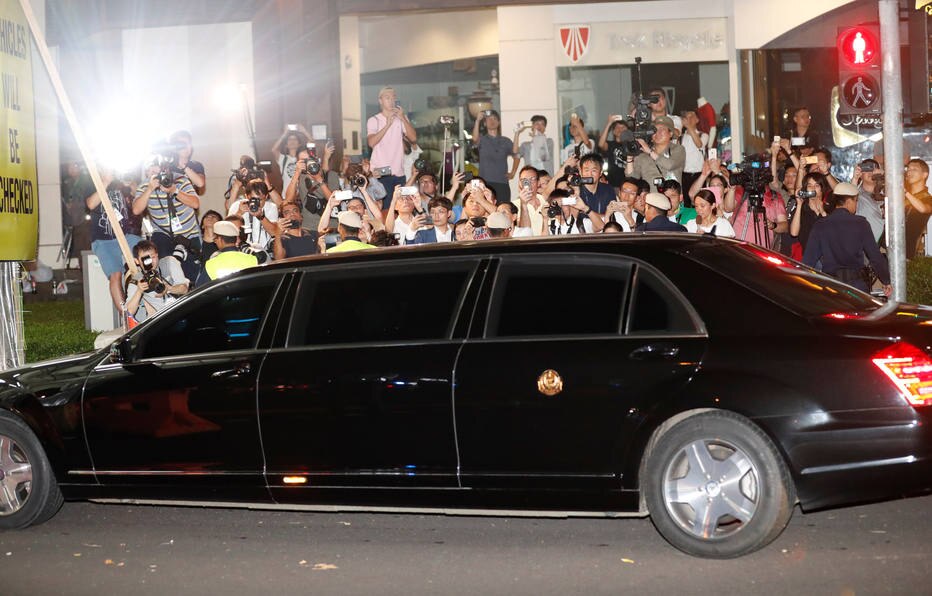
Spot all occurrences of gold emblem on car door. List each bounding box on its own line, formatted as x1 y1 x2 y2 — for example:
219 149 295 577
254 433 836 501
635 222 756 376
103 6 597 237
537 369 564 396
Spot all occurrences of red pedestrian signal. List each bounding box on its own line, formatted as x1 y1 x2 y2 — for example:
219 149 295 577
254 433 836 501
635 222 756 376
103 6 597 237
838 25 883 115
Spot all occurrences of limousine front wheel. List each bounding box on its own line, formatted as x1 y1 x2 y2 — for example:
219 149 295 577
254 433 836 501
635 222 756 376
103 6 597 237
643 411 795 558
0 414 63 529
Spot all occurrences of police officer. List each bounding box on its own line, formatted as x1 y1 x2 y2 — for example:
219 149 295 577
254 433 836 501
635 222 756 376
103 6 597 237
205 220 259 280
802 182 892 295
637 193 688 232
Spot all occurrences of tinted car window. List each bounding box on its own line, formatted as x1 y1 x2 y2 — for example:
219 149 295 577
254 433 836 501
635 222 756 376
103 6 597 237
290 263 475 346
683 243 882 316
139 275 280 358
627 266 697 334
489 259 631 338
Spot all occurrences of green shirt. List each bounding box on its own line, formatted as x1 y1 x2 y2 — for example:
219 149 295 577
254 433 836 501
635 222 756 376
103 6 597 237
673 207 697 225
327 239 376 253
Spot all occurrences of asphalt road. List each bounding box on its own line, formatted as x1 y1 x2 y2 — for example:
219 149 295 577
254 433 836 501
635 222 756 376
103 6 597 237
1 495 930 596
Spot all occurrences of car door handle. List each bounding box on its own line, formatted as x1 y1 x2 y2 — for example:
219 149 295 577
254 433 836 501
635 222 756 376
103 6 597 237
629 344 680 361
211 362 252 379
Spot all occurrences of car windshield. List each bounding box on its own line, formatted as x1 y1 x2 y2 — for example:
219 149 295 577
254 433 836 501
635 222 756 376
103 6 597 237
681 242 883 317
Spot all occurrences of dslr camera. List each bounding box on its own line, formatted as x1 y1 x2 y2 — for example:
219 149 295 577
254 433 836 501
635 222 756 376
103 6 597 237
349 173 367 190
234 157 270 184
240 240 272 265
139 254 167 295
565 167 594 187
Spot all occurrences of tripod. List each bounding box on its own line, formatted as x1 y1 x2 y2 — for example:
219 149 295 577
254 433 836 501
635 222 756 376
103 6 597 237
737 193 772 248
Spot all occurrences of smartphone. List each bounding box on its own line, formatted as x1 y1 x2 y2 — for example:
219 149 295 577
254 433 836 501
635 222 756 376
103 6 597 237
483 109 493 117
287 124 297 131
395 100 402 109
462 172 474 183
707 148 718 161
332 189 353 202
375 166 393 176
803 155 819 165
400 186 419 196
561 197 577 206
860 161 875 172
469 179 483 190
422 213 434 226
773 135 781 143
791 137 805 146
520 179 532 190
348 155 363 164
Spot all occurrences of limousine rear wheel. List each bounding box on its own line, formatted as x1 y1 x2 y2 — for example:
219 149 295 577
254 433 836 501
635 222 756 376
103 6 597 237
643 411 795 558
0 414 63 529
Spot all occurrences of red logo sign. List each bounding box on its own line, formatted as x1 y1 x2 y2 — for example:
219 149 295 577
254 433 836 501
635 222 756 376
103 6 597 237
559 26 591 63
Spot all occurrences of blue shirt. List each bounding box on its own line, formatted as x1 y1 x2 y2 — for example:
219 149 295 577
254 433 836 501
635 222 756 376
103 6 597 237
579 182 616 215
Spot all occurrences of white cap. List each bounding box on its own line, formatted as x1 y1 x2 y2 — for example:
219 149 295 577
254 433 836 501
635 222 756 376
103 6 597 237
337 210 363 228
645 192 672 211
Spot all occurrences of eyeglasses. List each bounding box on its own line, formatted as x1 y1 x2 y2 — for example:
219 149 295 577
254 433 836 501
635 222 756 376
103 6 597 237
619 188 637 195
519 178 537 184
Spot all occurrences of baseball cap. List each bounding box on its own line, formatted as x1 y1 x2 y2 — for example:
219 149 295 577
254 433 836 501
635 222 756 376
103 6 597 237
654 116 676 132
645 192 672 211
486 211 512 230
337 210 363 228
213 220 239 237
833 182 859 197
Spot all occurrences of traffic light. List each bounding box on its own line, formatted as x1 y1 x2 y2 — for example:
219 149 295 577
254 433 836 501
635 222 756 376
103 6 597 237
837 25 882 115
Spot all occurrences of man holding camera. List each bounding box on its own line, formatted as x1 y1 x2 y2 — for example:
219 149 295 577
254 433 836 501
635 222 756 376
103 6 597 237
274 201 319 259
852 159 884 243
124 240 189 322
510 115 555 181
367 87 416 208
628 116 685 194
723 174 788 249
227 179 280 262
604 178 645 232
598 115 633 188
575 153 615 216
407 197 455 244
286 146 333 230
206 220 258 280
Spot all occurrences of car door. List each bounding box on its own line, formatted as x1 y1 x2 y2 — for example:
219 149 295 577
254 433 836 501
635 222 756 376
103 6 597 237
81 272 286 495
453 254 707 490
258 258 486 500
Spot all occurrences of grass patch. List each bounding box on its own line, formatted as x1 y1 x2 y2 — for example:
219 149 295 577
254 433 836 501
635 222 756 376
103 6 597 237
23 301 99 363
907 257 932 307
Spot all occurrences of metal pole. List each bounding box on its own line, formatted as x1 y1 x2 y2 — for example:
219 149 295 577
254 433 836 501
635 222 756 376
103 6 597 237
879 0 906 301
0 262 25 370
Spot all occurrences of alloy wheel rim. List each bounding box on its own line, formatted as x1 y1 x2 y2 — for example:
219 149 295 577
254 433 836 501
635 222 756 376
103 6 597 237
662 438 759 540
0 434 33 516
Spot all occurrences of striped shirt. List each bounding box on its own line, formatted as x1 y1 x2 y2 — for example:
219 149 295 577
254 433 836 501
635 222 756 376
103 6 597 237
135 175 200 239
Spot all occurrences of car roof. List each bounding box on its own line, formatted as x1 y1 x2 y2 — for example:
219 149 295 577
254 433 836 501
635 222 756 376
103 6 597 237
256 233 739 274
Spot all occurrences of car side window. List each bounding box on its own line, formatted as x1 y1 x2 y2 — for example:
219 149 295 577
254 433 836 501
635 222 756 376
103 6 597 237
627 266 697 334
289 262 475 346
137 275 280 359
488 258 631 338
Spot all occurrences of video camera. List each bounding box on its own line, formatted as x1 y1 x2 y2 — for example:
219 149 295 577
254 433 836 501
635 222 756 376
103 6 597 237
729 153 774 209
616 57 659 159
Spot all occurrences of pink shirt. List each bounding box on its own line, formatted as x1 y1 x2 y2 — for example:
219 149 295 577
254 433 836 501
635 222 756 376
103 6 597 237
729 187 786 249
366 113 405 176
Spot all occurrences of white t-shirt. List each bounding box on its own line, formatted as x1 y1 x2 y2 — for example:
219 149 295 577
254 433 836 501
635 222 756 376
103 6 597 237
125 256 187 322
403 145 423 182
392 217 414 245
547 215 593 235
560 139 593 164
686 217 735 237
682 131 709 173
610 211 635 232
228 199 280 249
279 154 298 193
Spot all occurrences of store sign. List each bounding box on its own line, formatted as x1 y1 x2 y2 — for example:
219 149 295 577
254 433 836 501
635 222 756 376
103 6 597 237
559 25 591 63
0 0 36 261
554 18 728 66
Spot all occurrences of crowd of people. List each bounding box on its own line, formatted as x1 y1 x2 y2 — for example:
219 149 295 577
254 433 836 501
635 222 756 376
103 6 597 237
77 86 931 322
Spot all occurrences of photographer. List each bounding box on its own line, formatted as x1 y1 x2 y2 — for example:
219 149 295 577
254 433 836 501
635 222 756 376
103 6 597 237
367 87 416 207
317 184 384 244
513 166 547 236
86 166 143 312
802 183 891 296
627 116 685 193
407 197 455 244
327 211 376 253
560 114 594 164
132 157 203 284
124 240 189 322
598 115 632 188
271 124 310 192
225 155 283 211
852 159 884 243
788 172 830 255
575 153 615 215
723 163 788 250
510 115 555 180
274 201 319 259
286 146 333 229
604 178 644 232
205 221 258 280
472 109 515 203
680 110 708 205
227 179 280 262
169 130 206 196
540 183 604 235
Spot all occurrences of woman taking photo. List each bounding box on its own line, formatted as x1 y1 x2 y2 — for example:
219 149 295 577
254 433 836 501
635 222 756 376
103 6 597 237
472 110 514 203
789 171 832 259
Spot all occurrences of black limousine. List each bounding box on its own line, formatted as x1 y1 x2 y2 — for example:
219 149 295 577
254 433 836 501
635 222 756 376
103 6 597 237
1 234 930 558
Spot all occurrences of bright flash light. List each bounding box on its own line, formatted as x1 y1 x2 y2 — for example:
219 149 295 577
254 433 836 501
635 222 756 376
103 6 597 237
212 82 245 115
87 99 166 173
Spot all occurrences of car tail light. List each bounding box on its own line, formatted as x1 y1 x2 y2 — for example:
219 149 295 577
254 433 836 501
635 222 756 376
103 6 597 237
872 342 932 407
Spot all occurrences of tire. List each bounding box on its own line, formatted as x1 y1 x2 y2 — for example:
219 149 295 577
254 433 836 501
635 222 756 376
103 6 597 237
643 410 795 558
0 414 63 529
